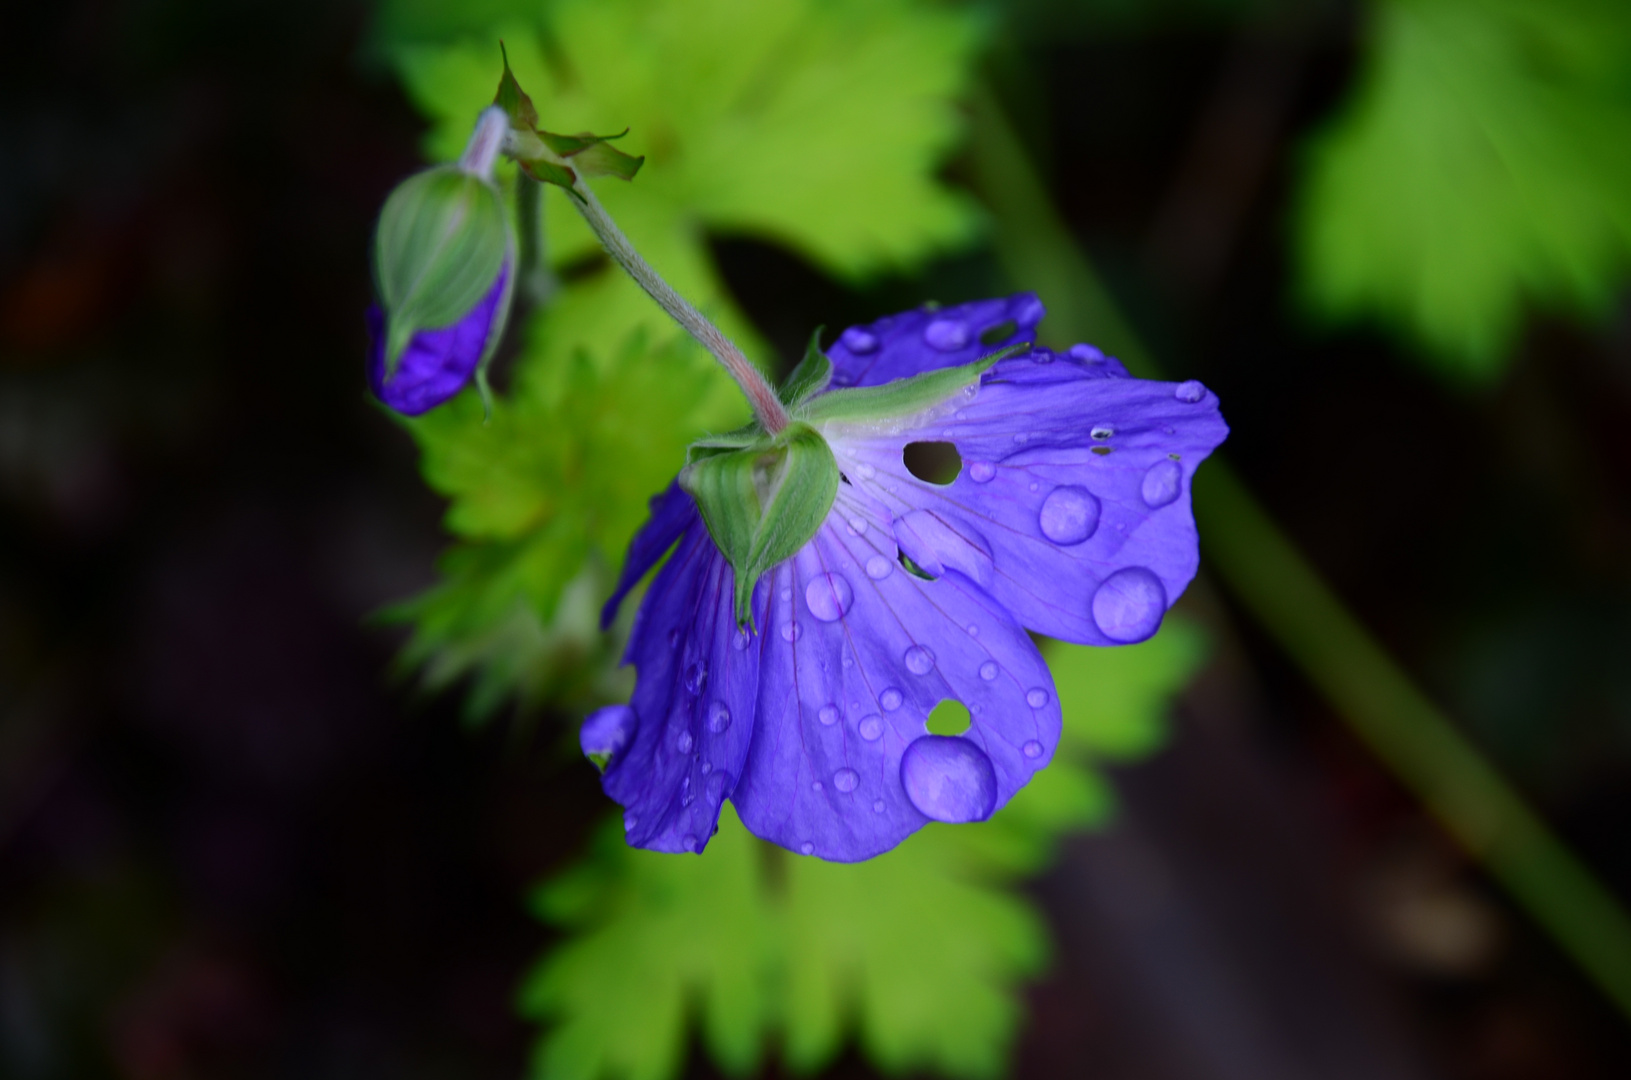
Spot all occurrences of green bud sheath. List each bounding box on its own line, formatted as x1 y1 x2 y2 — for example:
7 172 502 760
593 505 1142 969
372 166 510 374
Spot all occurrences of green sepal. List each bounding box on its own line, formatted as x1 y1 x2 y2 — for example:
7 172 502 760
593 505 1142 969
537 129 645 182
686 423 766 462
679 421 839 626
796 344 1027 428
493 43 539 131
490 48 644 195
778 328 831 409
373 165 510 375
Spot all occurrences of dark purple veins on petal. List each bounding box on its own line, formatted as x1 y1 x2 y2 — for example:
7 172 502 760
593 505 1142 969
367 263 509 416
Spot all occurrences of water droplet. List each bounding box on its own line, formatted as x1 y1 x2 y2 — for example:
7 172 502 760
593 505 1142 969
841 326 879 354
708 703 732 734
848 516 867 535
1026 687 1050 708
805 573 854 622
968 460 997 483
841 654 854 668
900 736 998 823
1028 481 1040 492
923 319 969 351
780 587 792 602
780 621 802 642
701 761 713 775
880 688 903 710
1174 380 1206 403
859 714 884 741
865 555 893 580
1091 425 1114 440
818 704 839 726
1033 347 1054 364
955 409 968 419
676 730 694 754
966 624 979 636
733 629 751 651
1069 343 1105 363
800 841 815 856
979 660 999 681
904 645 936 675
873 799 886 813
624 812 638 831
1022 740 1044 759
706 770 731 800
812 780 823 792
1141 460 1182 508
684 662 707 695
683 833 698 851
668 629 680 648
1091 567 1168 643
580 704 639 764
856 462 876 480
1038 485 1101 545
833 768 859 793
1013 432 1029 444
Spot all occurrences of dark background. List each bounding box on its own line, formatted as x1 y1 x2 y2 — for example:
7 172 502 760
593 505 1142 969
4 0 1631 1076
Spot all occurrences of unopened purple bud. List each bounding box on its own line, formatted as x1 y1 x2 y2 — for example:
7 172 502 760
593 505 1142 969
367 262 510 416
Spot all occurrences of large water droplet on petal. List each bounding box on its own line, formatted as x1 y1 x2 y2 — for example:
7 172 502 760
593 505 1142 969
1174 379 1206 403
580 704 638 765
1038 485 1101 545
805 573 854 622
1141 460 1183 508
1091 567 1168 643
708 703 732 734
684 662 707 695
1023 740 1045 759
968 461 996 483
1025 687 1050 708
865 555 893 580
923 319 969 351
979 661 999 681
900 736 998 823
841 326 879 354
858 715 884 741
833 768 859 793
904 645 936 675
733 628 751 651
880 688 903 711
818 704 839 726
800 842 815 856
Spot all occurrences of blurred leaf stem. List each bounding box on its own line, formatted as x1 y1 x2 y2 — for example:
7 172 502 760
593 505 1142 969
965 80 1631 1022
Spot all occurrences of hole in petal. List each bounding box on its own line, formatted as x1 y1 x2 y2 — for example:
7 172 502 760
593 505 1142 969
903 441 961 486
926 699 970 735
979 319 1017 346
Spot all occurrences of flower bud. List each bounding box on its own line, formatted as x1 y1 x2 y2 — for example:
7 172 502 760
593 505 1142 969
367 109 515 415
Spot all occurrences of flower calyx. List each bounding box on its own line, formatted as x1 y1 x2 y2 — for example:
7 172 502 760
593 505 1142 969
492 45 644 198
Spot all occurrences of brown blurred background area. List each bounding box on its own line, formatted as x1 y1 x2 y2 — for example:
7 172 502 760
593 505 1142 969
4 0 1631 1077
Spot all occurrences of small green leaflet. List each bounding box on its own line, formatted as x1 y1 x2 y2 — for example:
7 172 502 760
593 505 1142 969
679 422 840 625
1295 0 1631 380
493 45 645 195
777 329 833 409
520 619 1208 1080
798 346 1022 429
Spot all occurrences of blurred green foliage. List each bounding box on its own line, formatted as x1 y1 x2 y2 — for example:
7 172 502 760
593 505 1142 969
376 0 982 716
519 622 1206 1080
1296 0 1631 380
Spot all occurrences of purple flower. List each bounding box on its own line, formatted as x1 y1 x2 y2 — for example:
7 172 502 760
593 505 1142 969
366 263 511 416
590 294 1227 861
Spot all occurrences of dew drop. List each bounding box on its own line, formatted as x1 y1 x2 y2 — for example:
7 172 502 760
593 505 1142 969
880 688 903 711
706 770 731 800
1091 567 1168 643
1013 432 1029 444
873 799 886 813
1025 687 1050 708
848 516 867 535
805 573 854 622
833 768 859 793
801 842 815 856
979 660 999 681
679 833 696 852
684 661 707 695
1174 379 1206 403
900 736 999 823
1091 425 1114 440
812 780 823 792
924 319 970 351
968 460 997 483
780 621 803 642
676 730 694 754
819 704 839 726
904 645 936 675
1038 485 1101 545
733 629 751 651
841 654 854 669
966 624 979 636
1069 343 1105 363
701 761 713 775
779 587 792 602
841 326 879 354
708 702 732 734
858 714 884 741
865 555 893 580
1141 460 1183 508
1023 740 1044 759
856 462 876 480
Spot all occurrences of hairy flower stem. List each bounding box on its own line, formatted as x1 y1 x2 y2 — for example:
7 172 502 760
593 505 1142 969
568 180 790 433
